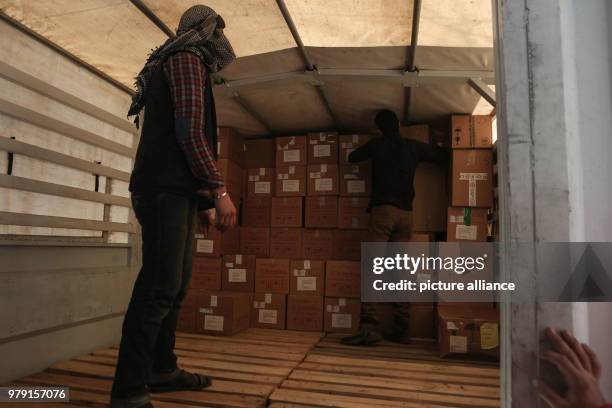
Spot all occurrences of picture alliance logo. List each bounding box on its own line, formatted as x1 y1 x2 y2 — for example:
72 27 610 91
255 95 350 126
371 253 489 275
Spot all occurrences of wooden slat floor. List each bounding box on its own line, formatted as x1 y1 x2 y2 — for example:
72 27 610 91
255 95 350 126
9 330 500 407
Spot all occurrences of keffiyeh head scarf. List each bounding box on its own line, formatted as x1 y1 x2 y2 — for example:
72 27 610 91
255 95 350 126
128 4 236 118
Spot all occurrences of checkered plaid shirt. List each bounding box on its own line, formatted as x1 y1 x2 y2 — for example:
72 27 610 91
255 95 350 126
164 52 224 188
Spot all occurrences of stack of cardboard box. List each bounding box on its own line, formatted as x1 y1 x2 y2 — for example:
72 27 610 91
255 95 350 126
436 115 499 359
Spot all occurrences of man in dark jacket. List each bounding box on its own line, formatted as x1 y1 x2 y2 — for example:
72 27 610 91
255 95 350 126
342 109 447 346
111 5 236 408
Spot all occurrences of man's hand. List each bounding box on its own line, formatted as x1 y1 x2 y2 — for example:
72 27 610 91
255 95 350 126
538 328 606 408
213 187 237 231
197 209 215 234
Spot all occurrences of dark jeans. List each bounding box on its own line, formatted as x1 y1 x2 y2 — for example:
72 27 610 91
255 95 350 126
361 205 412 332
112 192 197 398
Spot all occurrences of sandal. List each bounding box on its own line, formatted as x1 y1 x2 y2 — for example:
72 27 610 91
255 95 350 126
149 369 212 393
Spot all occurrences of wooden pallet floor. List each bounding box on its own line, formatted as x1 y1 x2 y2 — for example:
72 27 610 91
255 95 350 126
269 334 500 408
9 330 500 407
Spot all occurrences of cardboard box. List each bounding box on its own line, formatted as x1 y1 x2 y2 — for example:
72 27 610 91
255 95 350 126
325 261 361 298
247 168 275 197
177 290 199 333
276 165 306 197
410 303 436 339
244 138 275 168
447 207 489 242
194 227 240 258
451 115 493 149
339 134 372 165
339 163 371 196
276 136 307 167
451 150 494 208
411 232 435 242
307 132 339 164
302 229 334 260
217 158 243 200
438 304 500 359
195 292 251 335
324 297 360 333
338 197 370 229
255 258 290 294
305 196 338 228
191 257 222 291
287 295 324 332
222 254 256 292
332 230 368 261
242 197 271 227
251 293 287 329
271 197 304 227
400 124 430 144
217 127 243 166
307 164 339 196
290 259 325 296
413 162 448 232
270 228 303 259
239 227 270 257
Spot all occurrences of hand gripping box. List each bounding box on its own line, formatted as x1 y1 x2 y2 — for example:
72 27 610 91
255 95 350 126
195 292 251 335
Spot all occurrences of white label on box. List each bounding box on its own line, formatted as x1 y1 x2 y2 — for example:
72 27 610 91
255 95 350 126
332 313 353 329
283 179 300 192
333 305 340 313
297 276 317 291
259 168 266 176
304 260 311 269
289 166 295 174
352 135 358 143
253 301 259 308
254 181 271 194
199 307 214 314
204 315 224 332
228 268 247 283
249 175 260 182
259 309 278 324
459 172 488 206
210 296 218 307
344 174 358 180
338 298 347 306
196 239 214 254
450 215 464 223
310 172 321 179
225 262 234 268
265 293 272 303
447 321 459 330
284 149 300 163
315 178 333 192
326 305 333 312
217 141 221 155
345 148 355 160
347 180 366 193
455 225 478 241
449 335 468 353
313 144 331 158
321 164 328 173
236 254 242 264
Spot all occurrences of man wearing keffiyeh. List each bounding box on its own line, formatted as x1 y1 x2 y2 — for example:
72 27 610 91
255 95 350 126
111 5 236 408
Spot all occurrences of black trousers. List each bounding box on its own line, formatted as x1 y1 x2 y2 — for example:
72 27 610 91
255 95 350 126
112 192 197 397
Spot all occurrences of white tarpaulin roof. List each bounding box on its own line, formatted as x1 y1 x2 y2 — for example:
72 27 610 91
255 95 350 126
0 0 495 136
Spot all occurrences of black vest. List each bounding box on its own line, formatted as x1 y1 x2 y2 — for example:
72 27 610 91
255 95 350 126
129 56 218 197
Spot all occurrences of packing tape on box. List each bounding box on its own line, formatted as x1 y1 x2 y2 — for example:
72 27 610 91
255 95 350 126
326 305 333 312
199 307 214 314
236 254 242 264
210 296 218 307
352 135 359 143
339 298 346 306
289 166 295 174
249 175 259 181
225 262 234 268
259 168 266 176
265 293 272 304
321 164 328 173
304 260 311 269
459 173 488 206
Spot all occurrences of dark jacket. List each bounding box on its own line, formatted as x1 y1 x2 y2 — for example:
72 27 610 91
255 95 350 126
349 136 447 211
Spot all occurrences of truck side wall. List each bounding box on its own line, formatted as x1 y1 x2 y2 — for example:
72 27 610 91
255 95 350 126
0 20 137 382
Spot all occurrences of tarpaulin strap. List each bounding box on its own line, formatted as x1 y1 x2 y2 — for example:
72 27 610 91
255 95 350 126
463 207 472 226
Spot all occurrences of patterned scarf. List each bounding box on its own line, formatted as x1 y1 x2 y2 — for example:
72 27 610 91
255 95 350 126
128 5 235 118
